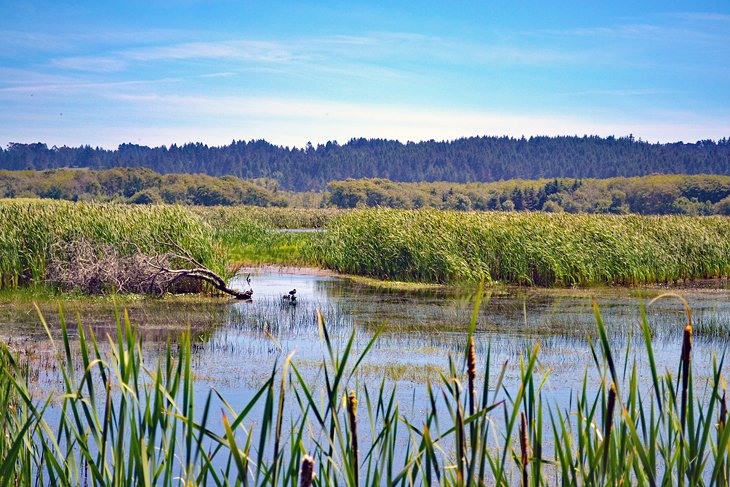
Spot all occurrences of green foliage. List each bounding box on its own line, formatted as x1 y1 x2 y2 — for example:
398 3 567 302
326 175 730 215
6 167 730 216
314 208 730 285
0 168 288 207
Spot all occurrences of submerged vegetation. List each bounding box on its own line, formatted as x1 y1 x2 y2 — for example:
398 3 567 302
316 208 730 286
1 297 729 485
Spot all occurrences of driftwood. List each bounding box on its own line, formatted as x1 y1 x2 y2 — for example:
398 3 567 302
47 238 253 299
141 238 253 299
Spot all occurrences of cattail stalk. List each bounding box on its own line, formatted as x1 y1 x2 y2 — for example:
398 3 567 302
456 403 466 484
520 411 530 487
467 335 477 416
603 382 617 471
299 455 314 487
680 323 692 434
719 380 727 486
347 390 359 487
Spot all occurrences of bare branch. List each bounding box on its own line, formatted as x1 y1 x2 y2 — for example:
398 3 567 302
47 238 252 299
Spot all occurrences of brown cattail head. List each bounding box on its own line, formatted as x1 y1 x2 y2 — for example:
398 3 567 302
721 376 727 430
680 324 692 433
299 455 314 487
347 390 358 428
681 324 693 368
467 335 477 415
603 382 617 470
605 382 617 437
520 411 530 487
347 390 360 487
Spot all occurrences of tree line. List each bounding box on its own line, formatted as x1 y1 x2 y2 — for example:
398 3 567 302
2 135 729 191
327 175 730 215
0 168 287 206
5 168 730 215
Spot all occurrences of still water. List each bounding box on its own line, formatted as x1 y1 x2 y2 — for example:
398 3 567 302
2 269 729 405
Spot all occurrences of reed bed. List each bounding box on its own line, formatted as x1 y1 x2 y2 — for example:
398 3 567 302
194 206 341 230
315 208 730 286
191 206 327 265
1 296 730 485
0 199 224 289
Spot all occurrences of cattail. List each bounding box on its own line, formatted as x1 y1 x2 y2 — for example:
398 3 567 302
347 390 359 487
680 323 692 433
467 335 477 415
520 411 530 487
456 403 466 484
603 382 617 470
720 379 728 487
299 455 314 487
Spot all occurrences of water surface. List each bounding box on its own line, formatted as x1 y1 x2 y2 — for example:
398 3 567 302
2 270 729 406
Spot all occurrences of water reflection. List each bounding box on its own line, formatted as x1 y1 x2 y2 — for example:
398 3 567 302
2 270 729 396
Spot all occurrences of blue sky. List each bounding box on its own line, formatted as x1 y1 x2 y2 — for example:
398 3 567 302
1 1 729 149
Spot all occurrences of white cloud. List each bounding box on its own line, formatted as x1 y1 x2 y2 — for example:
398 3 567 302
122 40 302 64
49 56 128 73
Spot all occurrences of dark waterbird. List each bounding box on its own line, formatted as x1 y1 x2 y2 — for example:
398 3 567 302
282 289 297 305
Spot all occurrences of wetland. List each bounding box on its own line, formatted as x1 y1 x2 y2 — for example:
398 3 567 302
4 200 730 485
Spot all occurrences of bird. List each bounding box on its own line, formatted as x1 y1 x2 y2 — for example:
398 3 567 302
282 289 297 301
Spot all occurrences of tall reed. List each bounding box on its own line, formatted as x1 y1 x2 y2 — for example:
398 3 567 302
0 199 225 289
315 208 730 286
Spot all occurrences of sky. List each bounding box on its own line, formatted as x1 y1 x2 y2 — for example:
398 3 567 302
1 0 729 149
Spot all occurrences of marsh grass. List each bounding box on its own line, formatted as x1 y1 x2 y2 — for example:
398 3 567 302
0 200 225 290
315 208 730 286
2 293 730 485
224 233 316 266
192 206 341 230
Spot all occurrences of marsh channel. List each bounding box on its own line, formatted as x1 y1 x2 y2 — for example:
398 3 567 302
2 269 730 416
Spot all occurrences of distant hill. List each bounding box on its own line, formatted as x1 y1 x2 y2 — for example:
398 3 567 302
2 135 729 191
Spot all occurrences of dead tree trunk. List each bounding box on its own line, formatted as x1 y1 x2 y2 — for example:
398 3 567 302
141 238 253 299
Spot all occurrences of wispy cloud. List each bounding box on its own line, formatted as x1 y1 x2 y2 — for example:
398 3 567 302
661 12 730 23
555 89 680 97
541 14 729 45
122 39 302 63
0 77 180 95
49 56 127 73
44 29 596 86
